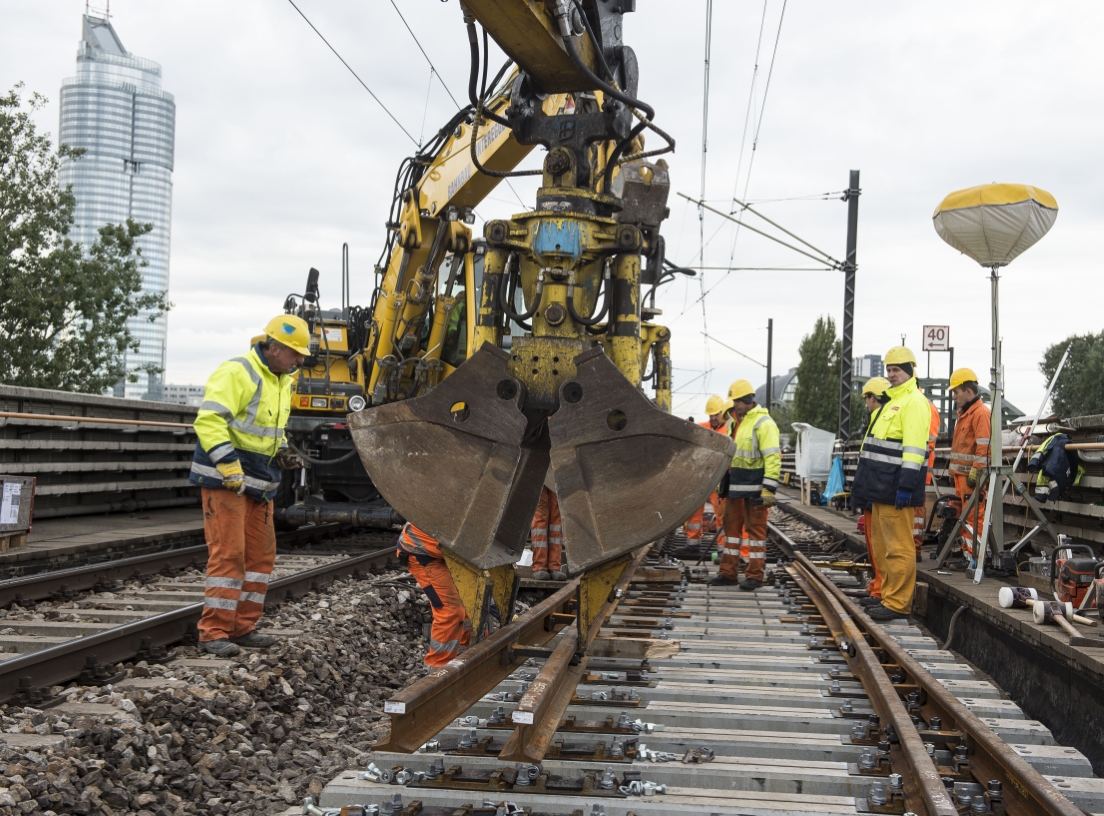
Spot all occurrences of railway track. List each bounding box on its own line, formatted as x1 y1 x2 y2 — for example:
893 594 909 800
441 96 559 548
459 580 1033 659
300 516 1102 816
0 532 399 705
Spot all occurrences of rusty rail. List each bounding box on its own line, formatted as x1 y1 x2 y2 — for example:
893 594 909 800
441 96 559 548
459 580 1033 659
770 521 1084 816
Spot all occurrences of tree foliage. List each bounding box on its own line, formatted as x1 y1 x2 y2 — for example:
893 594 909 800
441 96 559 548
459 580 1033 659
1040 331 1104 419
0 85 168 393
792 315 842 432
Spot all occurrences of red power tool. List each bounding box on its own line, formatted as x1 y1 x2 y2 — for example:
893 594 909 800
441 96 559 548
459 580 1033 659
1050 543 1100 608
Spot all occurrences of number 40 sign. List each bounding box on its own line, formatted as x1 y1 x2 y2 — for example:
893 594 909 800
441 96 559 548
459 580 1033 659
922 325 950 352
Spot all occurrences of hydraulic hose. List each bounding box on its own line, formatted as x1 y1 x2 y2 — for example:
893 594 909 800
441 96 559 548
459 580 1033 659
498 259 544 324
566 265 611 327
467 15 509 127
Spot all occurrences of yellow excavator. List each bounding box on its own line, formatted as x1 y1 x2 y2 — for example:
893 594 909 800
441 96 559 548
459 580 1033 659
346 0 734 634
277 26 696 537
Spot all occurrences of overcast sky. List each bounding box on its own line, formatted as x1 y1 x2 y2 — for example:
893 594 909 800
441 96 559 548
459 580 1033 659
3 1 1101 417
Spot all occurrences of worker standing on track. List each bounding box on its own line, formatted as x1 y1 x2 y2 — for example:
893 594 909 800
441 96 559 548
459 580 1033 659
851 346 930 622
397 522 472 667
712 380 781 591
683 395 732 553
948 368 991 560
530 485 567 581
190 316 309 657
857 377 891 607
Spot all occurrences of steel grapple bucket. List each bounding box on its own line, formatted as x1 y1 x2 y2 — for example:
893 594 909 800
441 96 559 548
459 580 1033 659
348 345 734 573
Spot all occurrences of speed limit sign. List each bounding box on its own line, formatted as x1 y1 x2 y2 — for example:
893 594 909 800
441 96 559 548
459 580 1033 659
922 325 950 351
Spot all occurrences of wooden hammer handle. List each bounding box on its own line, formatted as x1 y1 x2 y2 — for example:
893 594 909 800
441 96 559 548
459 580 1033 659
1070 612 1098 627
1054 614 1080 637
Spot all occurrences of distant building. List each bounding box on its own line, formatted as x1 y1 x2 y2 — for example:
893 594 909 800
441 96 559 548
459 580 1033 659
756 367 798 408
161 384 204 407
853 354 884 379
59 12 175 401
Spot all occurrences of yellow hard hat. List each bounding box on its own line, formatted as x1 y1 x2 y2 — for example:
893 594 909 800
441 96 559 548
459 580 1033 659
727 379 756 402
862 377 891 397
884 345 917 367
950 367 979 390
705 395 730 415
264 315 311 355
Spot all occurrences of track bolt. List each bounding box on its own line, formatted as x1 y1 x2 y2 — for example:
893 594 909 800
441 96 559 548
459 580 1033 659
599 767 616 790
930 716 943 730
830 680 841 693
869 782 888 806
841 699 854 714
860 750 876 770
889 774 903 791
925 743 936 757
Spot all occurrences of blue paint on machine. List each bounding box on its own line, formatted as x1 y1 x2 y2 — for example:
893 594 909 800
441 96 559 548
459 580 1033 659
533 219 583 265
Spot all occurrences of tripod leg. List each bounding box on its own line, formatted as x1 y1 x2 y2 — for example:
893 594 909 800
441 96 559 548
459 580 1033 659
934 486 981 568
973 471 1000 584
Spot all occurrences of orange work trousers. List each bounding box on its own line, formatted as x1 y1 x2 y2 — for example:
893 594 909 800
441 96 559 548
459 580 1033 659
531 487 563 573
953 474 987 557
685 493 727 545
198 488 277 642
721 498 768 582
862 508 884 599
405 554 472 667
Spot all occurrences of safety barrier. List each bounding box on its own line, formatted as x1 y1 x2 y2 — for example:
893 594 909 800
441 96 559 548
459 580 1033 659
0 385 199 519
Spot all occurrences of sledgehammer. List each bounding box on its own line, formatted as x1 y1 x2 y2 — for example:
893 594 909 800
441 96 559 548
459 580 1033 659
1032 601 1086 637
1000 587 1098 626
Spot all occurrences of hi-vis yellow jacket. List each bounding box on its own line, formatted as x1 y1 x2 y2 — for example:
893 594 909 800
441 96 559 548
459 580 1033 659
189 344 293 501
726 406 782 499
851 376 929 507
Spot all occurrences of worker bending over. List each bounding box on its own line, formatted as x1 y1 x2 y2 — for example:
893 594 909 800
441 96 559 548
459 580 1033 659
682 395 731 553
857 378 891 607
949 368 991 559
713 380 781 590
190 316 309 656
851 346 930 622
530 486 567 581
397 523 472 667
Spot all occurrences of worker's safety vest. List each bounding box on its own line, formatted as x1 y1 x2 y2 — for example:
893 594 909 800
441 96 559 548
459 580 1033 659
851 377 929 507
397 523 443 564
189 345 292 501
726 406 782 498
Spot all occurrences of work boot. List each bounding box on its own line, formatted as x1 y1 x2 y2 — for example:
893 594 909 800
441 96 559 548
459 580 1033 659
738 578 763 591
533 570 552 581
201 639 240 657
709 575 739 586
551 568 568 582
866 603 909 622
858 595 883 607
231 630 277 649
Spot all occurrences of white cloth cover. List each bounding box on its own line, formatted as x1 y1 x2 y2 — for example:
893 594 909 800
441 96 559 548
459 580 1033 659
932 184 1057 267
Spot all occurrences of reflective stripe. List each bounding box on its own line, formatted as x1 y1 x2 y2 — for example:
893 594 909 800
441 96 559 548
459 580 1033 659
727 537 742 545
733 449 757 459
244 571 272 585
239 591 266 604
762 478 779 489
685 523 702 531
531 528 548 535
229 418 284 438
531 540 548 548
903 445 927 457
206 577 242 589
191 462 224 480
760 447 781 456
204 597 237 610
549 525 562 531
928 434 938 442
860 451 901 465
729 485 760 496
208 442 235 463
199 400 233 418
720 547 741 556
549 537 563 545
875 439 903 450
430 637 461 653
976 438 990 445
901 460 922 470
245 475 281 491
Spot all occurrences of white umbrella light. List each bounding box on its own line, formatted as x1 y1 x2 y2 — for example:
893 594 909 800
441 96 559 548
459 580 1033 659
932 183 1058 267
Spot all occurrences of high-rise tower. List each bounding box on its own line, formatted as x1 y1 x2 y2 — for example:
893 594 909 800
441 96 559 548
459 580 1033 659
59 12 175 400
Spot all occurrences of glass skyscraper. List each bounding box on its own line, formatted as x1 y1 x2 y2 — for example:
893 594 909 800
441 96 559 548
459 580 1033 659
58 13 175 400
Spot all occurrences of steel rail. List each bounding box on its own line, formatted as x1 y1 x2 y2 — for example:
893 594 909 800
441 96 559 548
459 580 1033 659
0 411 193 430
770 522 1084 816
373 580 580 753
0 545 397 704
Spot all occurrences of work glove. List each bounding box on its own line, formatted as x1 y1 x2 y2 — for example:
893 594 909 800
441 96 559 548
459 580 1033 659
759 488 777 508
967 468 979 489
894 488 912 510
275 447 305 471
216 461 247 496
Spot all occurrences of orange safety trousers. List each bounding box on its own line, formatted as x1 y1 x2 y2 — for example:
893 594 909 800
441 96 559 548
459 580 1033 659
530 487 563 573
684 493 726 543
198 488 277 642
404 554 472 668
862 508 884 599
913 506 926 558
721 498 768 582
953 474 987 557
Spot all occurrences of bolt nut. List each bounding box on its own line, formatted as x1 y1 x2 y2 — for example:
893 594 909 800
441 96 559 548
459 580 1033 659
545 148 572 176
544 301 567 326
486 220 509 245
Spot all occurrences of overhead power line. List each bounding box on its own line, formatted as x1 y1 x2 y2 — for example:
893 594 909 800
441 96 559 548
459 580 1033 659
286 0 418 146
387 0 462 109
702 333 765 368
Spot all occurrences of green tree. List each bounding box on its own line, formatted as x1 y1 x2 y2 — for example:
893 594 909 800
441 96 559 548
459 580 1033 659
0 85 169 393
791 315 841 432
1040 332 1104 418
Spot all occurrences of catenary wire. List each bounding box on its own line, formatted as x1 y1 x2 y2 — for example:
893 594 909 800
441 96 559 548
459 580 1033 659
285 0 418 146
388 0 463 108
